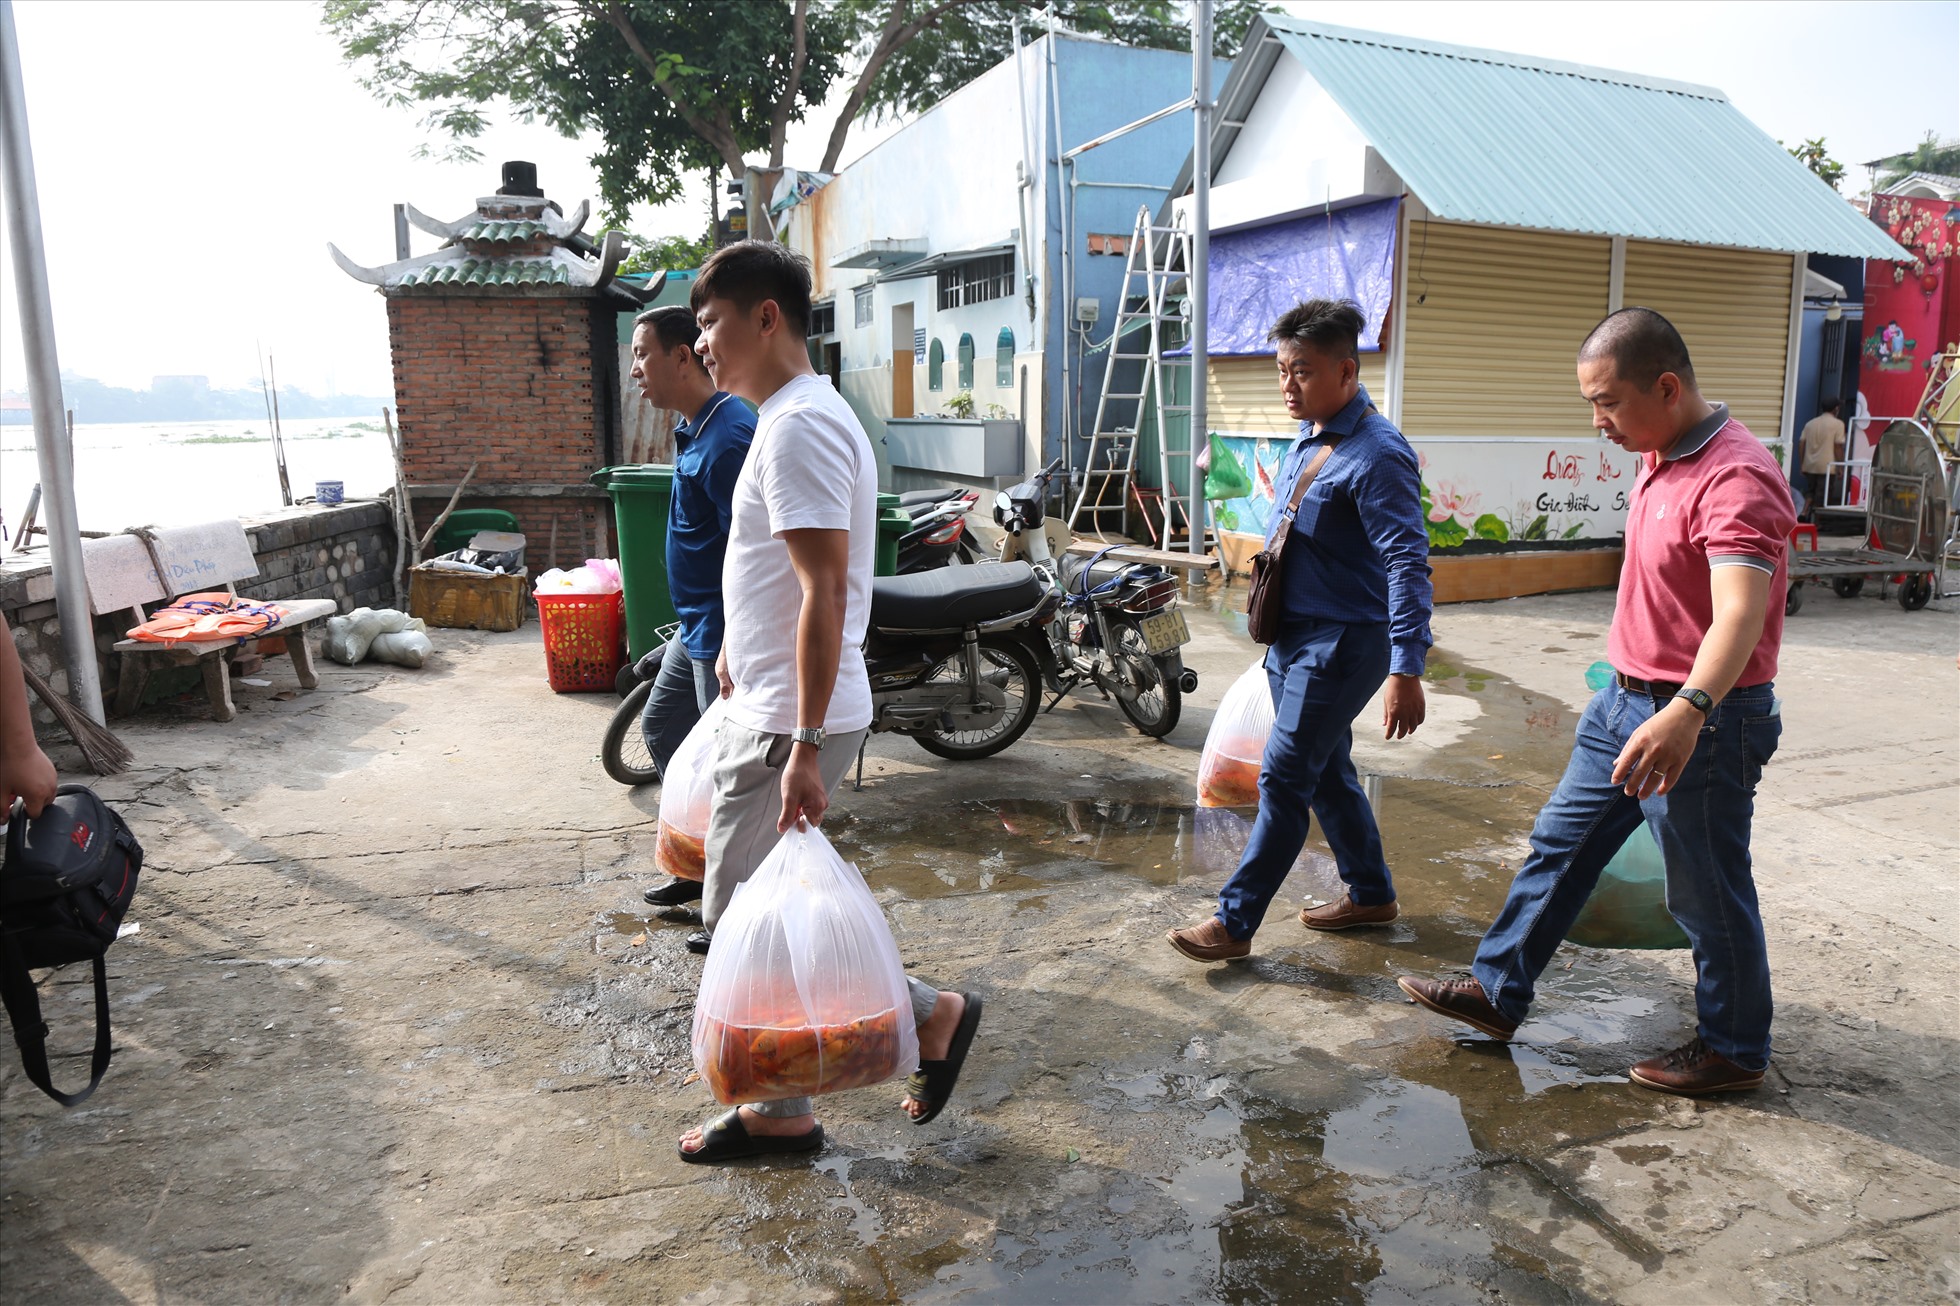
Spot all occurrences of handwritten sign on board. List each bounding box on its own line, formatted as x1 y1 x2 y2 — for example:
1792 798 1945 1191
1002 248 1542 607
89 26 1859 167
81 521 261 614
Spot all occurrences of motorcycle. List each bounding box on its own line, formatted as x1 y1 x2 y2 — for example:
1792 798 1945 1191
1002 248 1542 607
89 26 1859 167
995 459 1198 737
602 558 1060 785
893 487 982 572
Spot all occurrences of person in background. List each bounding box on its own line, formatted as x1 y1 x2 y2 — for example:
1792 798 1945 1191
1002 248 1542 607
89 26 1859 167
1798 396 1844 522
1399 308 1793 1097
674 241 981 1163
1 613 59 819
1166 298 1433 964
628 305 755 909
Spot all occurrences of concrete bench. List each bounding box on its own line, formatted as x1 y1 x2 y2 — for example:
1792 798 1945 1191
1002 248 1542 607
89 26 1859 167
111 598 336 723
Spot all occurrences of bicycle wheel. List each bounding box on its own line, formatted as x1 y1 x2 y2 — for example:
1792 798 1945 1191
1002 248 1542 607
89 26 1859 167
601 678 661 786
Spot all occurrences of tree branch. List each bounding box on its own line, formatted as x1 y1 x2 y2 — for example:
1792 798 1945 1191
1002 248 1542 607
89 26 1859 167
818 0 967 173
766 0 810 170
594 0 746 176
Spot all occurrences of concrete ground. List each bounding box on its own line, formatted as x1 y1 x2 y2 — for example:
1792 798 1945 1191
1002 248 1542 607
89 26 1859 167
2 577 1955 1304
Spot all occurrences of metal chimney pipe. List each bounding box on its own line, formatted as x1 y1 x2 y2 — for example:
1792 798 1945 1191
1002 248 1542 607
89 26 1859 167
0 0 105 723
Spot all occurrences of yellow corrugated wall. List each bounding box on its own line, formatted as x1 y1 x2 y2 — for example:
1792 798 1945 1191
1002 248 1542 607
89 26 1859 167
1204 352 1387 435
1400 222 1612 437
1621 242 1795 441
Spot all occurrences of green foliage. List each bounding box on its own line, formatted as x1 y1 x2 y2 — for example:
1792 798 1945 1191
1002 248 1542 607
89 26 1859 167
1561 521 1589 539
1418 484 1467 547
323 1 1279 221
1471 513 1509 542
1873 131 1960 193
945 390 976 419
1519 514 1549 541
1783 137 1845 192
617 228 714 277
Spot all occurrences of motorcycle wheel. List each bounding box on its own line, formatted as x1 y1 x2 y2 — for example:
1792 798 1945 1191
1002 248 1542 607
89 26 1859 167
1109 620 1181 738
601 678 662 786
912 638 1042 761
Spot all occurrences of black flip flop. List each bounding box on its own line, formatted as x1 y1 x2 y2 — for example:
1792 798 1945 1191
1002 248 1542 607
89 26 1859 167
904 992 984 1127
677 1107 825 1165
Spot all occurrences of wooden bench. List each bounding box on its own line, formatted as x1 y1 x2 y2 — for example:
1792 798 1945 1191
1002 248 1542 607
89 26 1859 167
110 598 336 723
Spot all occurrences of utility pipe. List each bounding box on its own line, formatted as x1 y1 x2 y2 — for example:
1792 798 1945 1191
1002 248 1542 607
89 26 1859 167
0 0 105 722
1189 0 1212 556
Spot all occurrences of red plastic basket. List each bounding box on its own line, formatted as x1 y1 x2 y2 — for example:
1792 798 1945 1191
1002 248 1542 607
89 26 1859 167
535 591 625 693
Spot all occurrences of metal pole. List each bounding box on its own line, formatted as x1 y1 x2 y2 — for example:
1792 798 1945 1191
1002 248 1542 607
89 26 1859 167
0 0 105 723
1188 0 1212 556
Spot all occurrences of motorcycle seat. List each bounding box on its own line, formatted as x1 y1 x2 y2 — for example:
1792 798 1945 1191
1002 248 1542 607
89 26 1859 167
1060 552 1166 594
871 562 1044 630
896 487 963 508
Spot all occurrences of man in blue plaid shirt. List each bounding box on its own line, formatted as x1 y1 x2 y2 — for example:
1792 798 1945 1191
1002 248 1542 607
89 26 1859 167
1170 299 1434 963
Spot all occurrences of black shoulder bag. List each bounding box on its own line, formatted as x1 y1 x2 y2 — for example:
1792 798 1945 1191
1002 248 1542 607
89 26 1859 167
1 784 143 1105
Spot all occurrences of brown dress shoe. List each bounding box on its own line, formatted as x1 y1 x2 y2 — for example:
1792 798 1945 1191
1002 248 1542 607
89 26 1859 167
1300 895 1399 931
1628 1038 1765 1096
1166 917 1250 963
1397 975 1519 1040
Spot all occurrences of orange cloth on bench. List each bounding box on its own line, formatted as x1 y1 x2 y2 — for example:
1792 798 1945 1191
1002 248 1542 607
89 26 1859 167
126 593 287 644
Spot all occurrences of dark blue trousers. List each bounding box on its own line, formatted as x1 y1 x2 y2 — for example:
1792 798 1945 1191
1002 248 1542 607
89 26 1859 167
1217 618 1394 939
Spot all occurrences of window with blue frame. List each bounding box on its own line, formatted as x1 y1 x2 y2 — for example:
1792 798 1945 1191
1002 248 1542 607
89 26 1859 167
996 328 1014 386
957 333 975 390
928 338 945 390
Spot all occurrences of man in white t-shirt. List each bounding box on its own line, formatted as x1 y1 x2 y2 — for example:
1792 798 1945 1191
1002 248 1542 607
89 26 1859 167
674 241 983 1165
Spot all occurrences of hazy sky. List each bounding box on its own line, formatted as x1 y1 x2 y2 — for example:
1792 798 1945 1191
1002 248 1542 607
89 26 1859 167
1 0 1954 402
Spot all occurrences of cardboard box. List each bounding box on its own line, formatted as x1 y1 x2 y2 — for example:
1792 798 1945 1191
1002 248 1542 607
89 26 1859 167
408 566 527 632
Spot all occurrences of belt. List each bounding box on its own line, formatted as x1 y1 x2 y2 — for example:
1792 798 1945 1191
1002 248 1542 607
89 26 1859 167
1615 672 1683 699
1614 672 1770 699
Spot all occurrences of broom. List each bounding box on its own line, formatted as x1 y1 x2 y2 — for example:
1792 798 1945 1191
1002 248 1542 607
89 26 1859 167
19 663 132 775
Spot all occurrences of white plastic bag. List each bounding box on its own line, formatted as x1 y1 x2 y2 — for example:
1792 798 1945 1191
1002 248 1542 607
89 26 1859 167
324 607 418 665
533 559 622 595
690 823 919 1105
1197 659 1273 808
654 696 726 881
369 626 433 668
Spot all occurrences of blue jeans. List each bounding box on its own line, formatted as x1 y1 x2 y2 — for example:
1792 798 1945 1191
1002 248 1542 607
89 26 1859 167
1216 619 1393 939
1472 682 1782 1069
641 639 719 778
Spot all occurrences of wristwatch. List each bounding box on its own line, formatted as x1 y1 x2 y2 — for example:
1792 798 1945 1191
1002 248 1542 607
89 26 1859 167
791 726 826 750
1673 688 1714 716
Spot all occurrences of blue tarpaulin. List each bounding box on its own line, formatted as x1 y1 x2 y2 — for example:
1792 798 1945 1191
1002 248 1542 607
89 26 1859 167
1197 197 1400 356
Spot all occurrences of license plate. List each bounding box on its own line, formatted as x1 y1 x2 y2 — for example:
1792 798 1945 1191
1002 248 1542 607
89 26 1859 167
1138 607 1189 654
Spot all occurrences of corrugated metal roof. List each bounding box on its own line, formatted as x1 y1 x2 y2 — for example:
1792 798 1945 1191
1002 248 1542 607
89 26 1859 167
395 257 572 290
1252 16 1909 261
460 219 552 244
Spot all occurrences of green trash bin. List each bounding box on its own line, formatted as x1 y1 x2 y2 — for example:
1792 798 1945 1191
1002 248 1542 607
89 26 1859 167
431 508 521 557
876 493 911 578
591 465 678 663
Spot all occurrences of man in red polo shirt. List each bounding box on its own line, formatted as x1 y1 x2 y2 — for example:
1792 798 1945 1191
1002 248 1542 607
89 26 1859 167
1399 307 1793 1096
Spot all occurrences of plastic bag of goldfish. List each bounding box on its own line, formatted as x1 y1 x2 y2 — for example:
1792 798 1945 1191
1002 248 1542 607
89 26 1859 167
1196 659 1273 808
654 698 725 881
690 823 919 1104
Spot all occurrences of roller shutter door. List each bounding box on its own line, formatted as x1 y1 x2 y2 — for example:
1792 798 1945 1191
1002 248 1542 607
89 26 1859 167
1204 352 1387 435
1621 242 1794 441
1401 222 1611 437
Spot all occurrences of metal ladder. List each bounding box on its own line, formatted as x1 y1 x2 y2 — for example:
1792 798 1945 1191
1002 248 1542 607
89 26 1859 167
1067 207 1196 548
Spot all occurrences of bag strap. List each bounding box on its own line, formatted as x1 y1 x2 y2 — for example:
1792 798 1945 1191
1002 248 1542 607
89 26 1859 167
0 932 111 1107
1264 405 1380 550
1266 443 1335 549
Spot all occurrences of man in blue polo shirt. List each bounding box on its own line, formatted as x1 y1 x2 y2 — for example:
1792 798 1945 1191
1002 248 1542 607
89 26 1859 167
628 304 755 908
1169 298 1433 962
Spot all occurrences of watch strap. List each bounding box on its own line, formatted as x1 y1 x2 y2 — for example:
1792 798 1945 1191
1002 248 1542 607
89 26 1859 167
1674 688 1714 715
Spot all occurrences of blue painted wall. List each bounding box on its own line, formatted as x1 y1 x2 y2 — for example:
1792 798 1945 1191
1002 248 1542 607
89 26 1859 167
1040 39 1233 476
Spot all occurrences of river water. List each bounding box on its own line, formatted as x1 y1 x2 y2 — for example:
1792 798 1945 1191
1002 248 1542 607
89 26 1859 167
0 417 398 538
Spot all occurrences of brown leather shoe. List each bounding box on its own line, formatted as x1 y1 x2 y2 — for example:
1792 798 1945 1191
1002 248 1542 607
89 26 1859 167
1396 975 1519 1040
1628 1038 1765 1096
1166 917 1250 963
1300 895 1399 931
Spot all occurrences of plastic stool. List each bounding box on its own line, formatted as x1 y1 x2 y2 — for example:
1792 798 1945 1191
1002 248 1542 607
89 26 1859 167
1790 523 1818 552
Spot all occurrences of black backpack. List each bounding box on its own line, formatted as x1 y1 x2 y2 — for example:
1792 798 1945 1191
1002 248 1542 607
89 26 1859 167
1 784 142 1105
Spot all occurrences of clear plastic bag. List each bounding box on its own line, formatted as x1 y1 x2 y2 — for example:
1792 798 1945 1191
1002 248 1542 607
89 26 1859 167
1196 659 1273 808
654 697 726 882
1566 824 1690 950
690 824 919 1104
